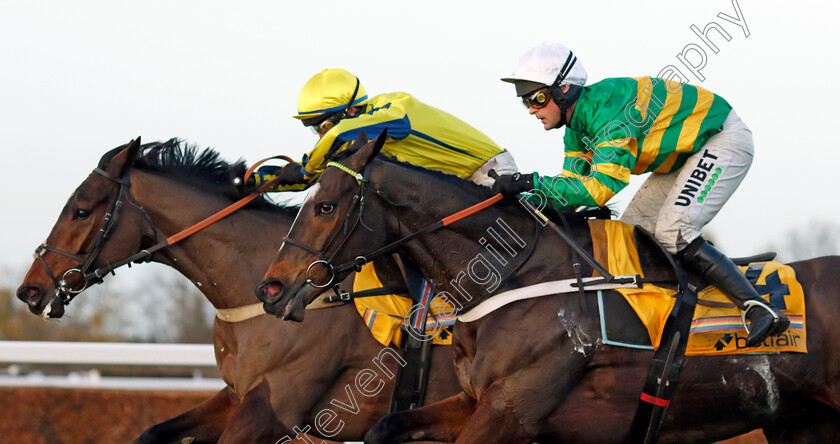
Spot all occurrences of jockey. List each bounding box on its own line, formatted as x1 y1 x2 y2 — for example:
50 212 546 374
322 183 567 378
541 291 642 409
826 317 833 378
495 42 789 347
249 68 517 346
251 68 517 189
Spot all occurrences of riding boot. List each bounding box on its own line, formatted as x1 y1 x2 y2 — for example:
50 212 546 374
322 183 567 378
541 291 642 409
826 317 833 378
677 237 790 347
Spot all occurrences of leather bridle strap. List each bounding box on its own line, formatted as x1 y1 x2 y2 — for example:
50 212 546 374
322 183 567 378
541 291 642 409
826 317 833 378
281 160 506 288
281 161 372 288
37 154 294 308
331 193 505 275
84 172 285 281
34 167 132 302
243 155 296 185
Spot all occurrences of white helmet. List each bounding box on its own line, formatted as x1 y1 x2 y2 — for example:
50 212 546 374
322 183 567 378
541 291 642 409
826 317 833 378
502 42 588 96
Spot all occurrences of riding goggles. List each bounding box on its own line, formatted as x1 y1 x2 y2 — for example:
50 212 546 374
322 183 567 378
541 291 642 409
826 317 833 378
522 89 551 109
310 118 337 135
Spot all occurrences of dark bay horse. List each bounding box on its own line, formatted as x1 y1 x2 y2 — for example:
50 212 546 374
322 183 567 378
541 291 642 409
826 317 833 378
16 138 460 443
257 131 840 443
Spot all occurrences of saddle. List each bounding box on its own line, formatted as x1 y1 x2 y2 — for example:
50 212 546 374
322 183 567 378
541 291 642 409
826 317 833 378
589 219 807 355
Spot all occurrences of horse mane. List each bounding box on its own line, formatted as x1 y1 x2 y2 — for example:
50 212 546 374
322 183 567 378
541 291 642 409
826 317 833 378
365 153 497 198
367 153 612 223
131 138 299 216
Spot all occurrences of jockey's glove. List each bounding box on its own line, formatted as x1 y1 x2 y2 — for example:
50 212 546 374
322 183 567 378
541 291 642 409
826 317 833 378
276 162 305 185
491 172 536 199
245 162 306 190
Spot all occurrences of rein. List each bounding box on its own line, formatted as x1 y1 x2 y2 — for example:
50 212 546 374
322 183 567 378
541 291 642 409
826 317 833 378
90 174 285 277
35 156 288 307
334 192 505 275
35 167 133 305
283 160 642 314
283 160 507 290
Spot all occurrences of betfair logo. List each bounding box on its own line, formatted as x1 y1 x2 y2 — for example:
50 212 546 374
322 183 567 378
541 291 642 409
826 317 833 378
713 331 801 351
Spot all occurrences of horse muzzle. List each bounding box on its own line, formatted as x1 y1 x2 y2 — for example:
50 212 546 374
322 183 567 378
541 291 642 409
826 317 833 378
16 284 65 318
255 278 310 322
255 278 286 304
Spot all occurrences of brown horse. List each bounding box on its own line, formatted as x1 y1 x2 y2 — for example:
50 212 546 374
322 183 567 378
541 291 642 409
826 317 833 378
16 138 460 443
256 131 840 443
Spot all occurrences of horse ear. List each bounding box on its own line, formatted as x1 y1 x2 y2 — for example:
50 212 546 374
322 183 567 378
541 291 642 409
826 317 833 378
368 128 387 160
346 128 387 172
349 130 369 153
104 136 142 176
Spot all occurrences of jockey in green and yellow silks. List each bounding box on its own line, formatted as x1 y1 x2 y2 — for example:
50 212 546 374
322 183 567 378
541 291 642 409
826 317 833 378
537 76 733 208
495 42 789 348
253 68 517 190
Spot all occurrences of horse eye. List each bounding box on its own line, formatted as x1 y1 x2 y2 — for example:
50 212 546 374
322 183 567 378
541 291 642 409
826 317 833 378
73 209 92 220
318 203 336 215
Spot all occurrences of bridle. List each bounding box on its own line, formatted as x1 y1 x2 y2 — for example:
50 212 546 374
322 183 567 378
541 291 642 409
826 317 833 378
34 167 144 305
33 156 288 308
281 161 375 288
282 160 510 291
281 159 638 310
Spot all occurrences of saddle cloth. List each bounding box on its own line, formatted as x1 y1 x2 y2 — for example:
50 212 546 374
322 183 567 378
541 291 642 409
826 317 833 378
353 263 455 347
590 219 807 356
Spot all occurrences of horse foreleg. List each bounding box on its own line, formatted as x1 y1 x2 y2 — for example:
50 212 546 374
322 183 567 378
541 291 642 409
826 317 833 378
134 386 237 443
217 377 297 444
452 383 538 444
364 391 476 444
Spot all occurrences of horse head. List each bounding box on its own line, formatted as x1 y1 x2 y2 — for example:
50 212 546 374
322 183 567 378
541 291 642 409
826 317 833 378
256 130 388 321
17 137 157 317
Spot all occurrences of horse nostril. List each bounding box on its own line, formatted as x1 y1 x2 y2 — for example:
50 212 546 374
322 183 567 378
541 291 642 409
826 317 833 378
266 282 282 297
256 280 283 301
16 286 42 304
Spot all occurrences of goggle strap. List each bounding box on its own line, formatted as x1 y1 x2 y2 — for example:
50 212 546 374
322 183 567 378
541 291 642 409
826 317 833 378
554 52 577 86
344 78 360 116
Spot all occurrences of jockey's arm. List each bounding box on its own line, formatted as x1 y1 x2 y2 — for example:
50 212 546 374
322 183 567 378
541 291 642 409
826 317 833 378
254 106 405 192
529 137 637 210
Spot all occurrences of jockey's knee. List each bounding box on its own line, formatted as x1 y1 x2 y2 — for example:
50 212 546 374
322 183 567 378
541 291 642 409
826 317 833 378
654 224 701 256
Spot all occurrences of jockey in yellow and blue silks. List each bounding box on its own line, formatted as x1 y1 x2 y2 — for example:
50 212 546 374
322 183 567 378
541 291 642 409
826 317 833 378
495 42 789 348
249 68 517 345
253 68 517 190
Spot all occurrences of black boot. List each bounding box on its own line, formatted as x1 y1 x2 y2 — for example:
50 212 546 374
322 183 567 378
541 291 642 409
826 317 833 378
678 238 790 347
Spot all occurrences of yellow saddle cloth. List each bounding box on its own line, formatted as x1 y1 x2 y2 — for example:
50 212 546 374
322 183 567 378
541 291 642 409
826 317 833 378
589 219 807 356
352 263 454 347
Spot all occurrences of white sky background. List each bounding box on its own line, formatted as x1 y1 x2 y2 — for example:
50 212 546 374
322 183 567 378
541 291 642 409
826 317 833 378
2 0 839 286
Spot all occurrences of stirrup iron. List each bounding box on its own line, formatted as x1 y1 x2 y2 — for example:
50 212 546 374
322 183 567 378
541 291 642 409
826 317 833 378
740 299 779 334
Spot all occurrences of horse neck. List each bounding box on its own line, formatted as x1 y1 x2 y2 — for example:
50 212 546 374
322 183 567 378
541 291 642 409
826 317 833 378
129 170 292 309
374 161 574 308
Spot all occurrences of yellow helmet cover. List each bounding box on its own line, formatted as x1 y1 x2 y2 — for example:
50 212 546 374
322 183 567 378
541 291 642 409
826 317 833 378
294 68 369 120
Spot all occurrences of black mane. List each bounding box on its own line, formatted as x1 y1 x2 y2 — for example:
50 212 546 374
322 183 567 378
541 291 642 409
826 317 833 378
374 154 496 198
372 154 613 222
131 138 298 215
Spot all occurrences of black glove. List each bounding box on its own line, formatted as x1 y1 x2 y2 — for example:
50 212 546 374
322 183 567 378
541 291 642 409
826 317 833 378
237 162 305 191
491 172 535 198
276 162 305 185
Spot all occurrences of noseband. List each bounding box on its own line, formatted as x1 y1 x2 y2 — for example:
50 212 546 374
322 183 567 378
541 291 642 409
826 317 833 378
282 161 373 288
34 167 146 305
34 160 287 308
282 161 510 290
